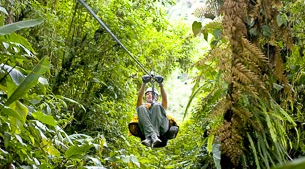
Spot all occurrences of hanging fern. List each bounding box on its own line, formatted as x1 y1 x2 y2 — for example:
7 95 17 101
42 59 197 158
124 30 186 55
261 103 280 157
187 0 296 168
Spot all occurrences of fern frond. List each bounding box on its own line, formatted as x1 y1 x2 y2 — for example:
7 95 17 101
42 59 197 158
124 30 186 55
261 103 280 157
232 63 252 84
218 121 244 165
270 100 296 125
231 106 253 123
262 108 278 142
232 60 269 96
242 38 269 66
257 131 273 168
247 133 261 169
210 97 231 118
232 81 259 98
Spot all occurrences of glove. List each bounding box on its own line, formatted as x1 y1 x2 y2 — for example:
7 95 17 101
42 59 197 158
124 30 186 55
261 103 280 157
154 75 163 84
142 75 151 83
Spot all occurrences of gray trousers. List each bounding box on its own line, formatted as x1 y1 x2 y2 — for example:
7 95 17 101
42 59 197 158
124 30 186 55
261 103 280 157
137 103 169 139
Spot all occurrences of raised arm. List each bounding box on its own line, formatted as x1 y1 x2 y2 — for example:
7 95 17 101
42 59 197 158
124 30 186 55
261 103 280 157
159 84 167 109
136 83 146 108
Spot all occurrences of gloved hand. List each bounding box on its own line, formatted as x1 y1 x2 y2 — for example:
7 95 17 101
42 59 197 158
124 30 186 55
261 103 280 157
142 75 151 83
154 75 163 84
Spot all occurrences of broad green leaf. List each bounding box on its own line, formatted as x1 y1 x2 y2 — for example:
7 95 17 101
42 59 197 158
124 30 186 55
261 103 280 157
65 144 93 159
213 28 222 39
0 64 26 86
262 25 271 37
1 105 23 122
192 21 202 36
13 101 28 123
274 157 305 169
32 111 57 127
42 139 60 157
0 7 8 15
249 28 257 35
5 56 50 106
6 70 18 98
9 33 36 54
0 18 43 35
276 14 287 27
4 132 10 149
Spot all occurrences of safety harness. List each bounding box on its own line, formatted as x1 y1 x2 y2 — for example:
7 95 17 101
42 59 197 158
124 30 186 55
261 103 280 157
128 115 179 147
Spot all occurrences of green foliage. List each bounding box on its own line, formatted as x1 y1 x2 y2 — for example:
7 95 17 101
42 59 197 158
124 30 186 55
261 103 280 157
5 0 305 168
0 5 107 168
185 0 305 168
0 18 43 35
281 0 305 160
273 157 305 169
0 0 198 168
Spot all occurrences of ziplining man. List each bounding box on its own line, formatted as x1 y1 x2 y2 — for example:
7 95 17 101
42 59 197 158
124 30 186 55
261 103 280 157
136 75 169 147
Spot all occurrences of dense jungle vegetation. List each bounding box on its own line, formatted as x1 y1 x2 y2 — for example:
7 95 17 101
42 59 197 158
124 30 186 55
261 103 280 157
1 0 305 168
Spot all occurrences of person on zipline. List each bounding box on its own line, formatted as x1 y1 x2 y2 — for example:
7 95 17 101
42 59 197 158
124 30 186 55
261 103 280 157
136 75 169 147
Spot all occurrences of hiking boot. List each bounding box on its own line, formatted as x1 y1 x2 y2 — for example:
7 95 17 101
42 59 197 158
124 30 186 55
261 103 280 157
141 138 152 147
151 134 162 147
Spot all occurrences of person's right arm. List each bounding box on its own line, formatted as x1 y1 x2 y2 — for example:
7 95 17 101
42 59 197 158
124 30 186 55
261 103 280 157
136 83 146 108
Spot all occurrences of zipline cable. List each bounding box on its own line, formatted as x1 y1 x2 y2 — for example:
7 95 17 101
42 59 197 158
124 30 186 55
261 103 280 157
77 0 151 75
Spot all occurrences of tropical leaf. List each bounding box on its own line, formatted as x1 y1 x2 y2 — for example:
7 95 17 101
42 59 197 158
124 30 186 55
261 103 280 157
13 101 28 123
0 64 26 86
0 6 8 15
192 21 202 36
273 157 305 169
5 56 50 106
42 139 60 157
65 143 93 159
0 18 43 35
0 105 23 122
32 111 57 127
9 33 36 54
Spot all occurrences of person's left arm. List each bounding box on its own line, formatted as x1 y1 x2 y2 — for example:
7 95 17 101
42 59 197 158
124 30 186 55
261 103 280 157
155 75 167 109
159 84 167 109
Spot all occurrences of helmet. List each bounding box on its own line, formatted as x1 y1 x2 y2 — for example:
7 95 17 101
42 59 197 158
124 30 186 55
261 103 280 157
145 87 159 96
